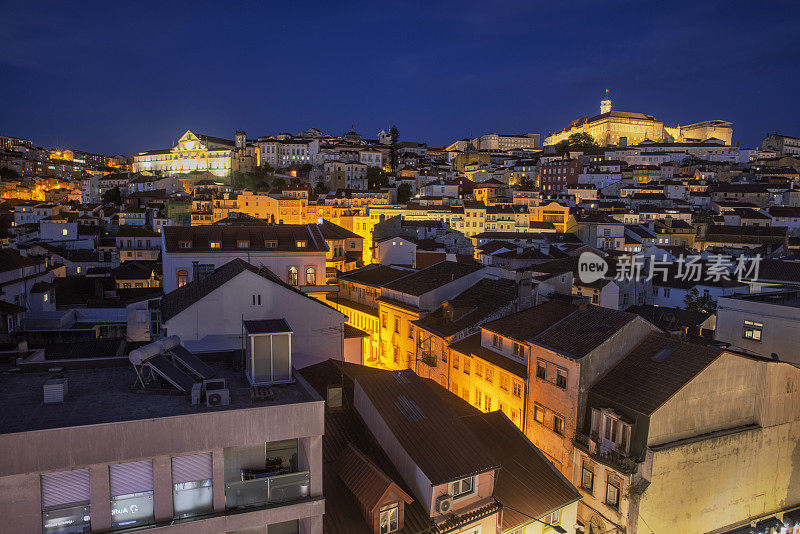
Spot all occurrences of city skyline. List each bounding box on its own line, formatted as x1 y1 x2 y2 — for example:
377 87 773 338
1 1 799 155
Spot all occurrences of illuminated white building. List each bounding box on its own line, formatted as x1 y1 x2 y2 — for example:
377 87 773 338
133 130 237 177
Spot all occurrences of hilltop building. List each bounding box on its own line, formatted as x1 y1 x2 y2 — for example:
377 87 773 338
544 96 733 147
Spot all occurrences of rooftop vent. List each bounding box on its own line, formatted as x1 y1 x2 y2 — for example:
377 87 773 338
43 378 68 403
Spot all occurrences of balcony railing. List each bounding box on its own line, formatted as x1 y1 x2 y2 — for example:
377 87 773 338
224 471 310 510
420 351 437 368
573 433 639 474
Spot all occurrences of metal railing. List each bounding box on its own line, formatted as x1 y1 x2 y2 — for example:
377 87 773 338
224 471 310 510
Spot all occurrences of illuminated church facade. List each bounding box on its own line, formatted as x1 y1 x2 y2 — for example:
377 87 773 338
133 130 249 177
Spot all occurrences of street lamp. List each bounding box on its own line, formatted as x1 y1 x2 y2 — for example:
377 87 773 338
502 505 568 534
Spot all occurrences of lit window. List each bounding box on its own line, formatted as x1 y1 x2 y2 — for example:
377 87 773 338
61 229 68 236
305 267 316 285
177 270 188 288
210 241 221 249
743 320 763 341
379 502 399 534
288 266 298 286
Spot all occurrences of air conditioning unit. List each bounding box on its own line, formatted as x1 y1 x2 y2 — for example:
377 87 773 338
206 388 230 407
435 494 453 514
191 383 202 405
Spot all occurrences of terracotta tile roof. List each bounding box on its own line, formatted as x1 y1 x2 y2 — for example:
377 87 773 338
591 333 723 415
381 261 484 296
338 264 414 288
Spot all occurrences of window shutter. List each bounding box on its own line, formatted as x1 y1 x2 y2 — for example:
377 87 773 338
172 453 213 484
109 460 153 496
41 469 90 508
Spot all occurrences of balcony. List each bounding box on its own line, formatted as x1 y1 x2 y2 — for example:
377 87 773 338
420 350 437 368
225 471 310 510
573 433 639 474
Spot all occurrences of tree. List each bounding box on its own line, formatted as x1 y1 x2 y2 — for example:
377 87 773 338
518 175 536 190
102 186 121 205
683 287 717 314
397 183 412 203
272 177 286 190
388 125 399 174
367 167 390 189
315 181 329 194
0 167 21 181
556 132 598 154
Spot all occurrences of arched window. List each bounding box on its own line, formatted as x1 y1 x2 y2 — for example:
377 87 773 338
288 266 298 286
177 269 188 288
305 267 316 286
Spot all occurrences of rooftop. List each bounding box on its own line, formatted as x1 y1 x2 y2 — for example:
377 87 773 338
590 333 723 415
0 361 313 435
381 261 483 296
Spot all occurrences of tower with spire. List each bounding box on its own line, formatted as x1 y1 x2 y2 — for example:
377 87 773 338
600 88 612 114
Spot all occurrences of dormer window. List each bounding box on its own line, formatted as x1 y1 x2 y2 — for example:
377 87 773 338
210 241 221 249
237 240 249 249
449 476 474 499
492 334 502 349
178 240 192 249
379 503 399 534
591 408 632 455
265 240 277 249
295 240 307 248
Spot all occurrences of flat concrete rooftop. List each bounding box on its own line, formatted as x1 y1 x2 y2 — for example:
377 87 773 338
735 289 800 309
0 363 314 435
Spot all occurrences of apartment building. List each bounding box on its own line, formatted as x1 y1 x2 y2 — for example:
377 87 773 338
715 289 800 365
377 261 487 370
330 264 414 364
161 224 328 292
0 342 325 534
116 226 161 262
299 360 581 534
574 333 800 533
449 301 657 476
540 158 583 195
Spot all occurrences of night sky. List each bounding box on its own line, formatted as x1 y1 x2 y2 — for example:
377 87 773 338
2 0 798 156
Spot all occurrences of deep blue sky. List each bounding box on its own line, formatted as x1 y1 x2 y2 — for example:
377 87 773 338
1 0 798 156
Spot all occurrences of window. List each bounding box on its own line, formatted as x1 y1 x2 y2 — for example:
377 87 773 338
513 342 524 358
581 460 594 492
463 358 470 375
172 453 213 519
499 374 509 391
743 320 763 341
553 414 565 436
536 360 546 379
484 395 492 411
237 240 249 249
541 509 561 527
606 479 620 510
295 240 307 248
394 316 400 333
41 469 91 534
449 477 474 498
452 353 459 369
556 368 567 389
265 239 277 248
109 460 154 529
381 314 387 329
305 267 316 285
512 380 522 397
533 403 545 424
179 240 192 249
492 334 502 349
379 502 399 534
475 361 483 377
484 365 493 383
663 288 670 298
61 228 68 236
288 266 298 286
474 388 482 407
177 269 188 288
210 241 221 249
